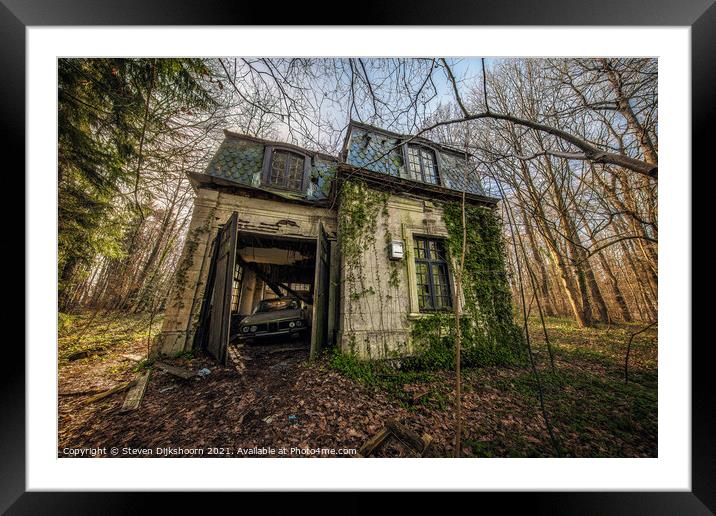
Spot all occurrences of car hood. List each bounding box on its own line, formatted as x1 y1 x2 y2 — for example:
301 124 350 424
241 308 303 325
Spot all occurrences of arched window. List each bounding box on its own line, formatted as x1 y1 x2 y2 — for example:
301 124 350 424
262 147 309 192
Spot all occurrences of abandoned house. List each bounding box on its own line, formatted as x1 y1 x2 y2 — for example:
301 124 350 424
156 121 501 364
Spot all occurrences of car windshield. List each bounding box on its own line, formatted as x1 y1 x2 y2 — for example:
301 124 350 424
254 298 298 313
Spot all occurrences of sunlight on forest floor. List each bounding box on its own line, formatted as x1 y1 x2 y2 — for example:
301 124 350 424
57 311 657 458
479 316 659 457
59 311 162 356
530 316 657 370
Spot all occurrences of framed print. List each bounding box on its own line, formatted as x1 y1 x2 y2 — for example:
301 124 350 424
5 0 711 512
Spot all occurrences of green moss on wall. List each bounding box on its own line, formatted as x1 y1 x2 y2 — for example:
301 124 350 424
407 202 524 370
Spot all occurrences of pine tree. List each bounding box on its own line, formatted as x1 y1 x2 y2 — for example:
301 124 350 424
58 58 216 311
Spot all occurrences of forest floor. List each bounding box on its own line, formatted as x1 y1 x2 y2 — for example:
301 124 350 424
58 312 657 458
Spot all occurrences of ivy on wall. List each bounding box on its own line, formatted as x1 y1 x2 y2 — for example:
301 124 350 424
171 205 216 311
338 179 396 355
338 179 388 266
336 177 522 369
338 179 388 310
407 202 524 370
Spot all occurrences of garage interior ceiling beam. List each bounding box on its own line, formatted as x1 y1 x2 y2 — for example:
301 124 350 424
236 254 313 304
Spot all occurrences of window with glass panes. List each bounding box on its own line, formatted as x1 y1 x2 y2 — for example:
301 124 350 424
406 145 439 185
230 263 243 313
413 237 452 311
267 150 304 191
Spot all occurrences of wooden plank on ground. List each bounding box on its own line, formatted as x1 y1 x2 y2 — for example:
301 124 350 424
120 369 152 412
357 427 391 457
357 420 434 457
155 361 195 380
386 420 427 454
83 380 136 404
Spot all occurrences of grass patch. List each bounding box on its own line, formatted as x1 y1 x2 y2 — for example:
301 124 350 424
58 310 163 363
493 367 657 457
326 347 439 406
327 316 657 457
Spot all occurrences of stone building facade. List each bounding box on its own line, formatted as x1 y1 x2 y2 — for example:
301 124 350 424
156 121 498 363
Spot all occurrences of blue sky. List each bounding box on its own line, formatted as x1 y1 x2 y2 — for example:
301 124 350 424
268 57 498 152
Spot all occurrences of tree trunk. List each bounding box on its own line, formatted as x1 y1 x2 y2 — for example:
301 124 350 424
596 248 632 322
523 213 557 317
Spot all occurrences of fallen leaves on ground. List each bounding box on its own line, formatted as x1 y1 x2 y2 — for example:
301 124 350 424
58 315 657 458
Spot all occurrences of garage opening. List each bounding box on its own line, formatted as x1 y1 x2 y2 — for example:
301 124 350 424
231 232 315 343
193 212 332 365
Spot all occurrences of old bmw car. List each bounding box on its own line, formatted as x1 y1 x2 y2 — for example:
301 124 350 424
237 296 310 343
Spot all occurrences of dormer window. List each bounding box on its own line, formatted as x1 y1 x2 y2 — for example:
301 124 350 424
406 145 439 185
263 147 308 192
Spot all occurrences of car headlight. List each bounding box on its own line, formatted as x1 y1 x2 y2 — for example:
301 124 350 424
289 321 295 328
250 325 257 332
294 320 302 327
242 326 249 333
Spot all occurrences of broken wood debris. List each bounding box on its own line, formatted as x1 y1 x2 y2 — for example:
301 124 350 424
159 385 178 393
419 434 433 457
402 386 430 404
83 379 137 404
120 369 152 412
266 345 308 355
386 420 428 453
357 428 391 457
154 361 196 380
357 419 434 457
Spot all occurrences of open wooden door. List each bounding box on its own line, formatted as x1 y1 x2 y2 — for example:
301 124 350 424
192 236 219 352
310 221 330 360
205 211 239 364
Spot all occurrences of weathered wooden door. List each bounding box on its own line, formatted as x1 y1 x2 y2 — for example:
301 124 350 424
192 236 219 352
310 221 330 360
206 211 238 364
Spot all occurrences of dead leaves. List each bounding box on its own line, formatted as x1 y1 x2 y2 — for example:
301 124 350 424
59 323 657 458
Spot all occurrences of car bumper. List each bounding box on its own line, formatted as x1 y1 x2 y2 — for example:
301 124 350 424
237 326 308 340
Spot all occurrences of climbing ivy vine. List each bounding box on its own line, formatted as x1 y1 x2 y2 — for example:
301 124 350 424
336 178 522 369
338 179 395 355
338 179 389 305
171 205 216 311
406 202 524 370
338 179 388 267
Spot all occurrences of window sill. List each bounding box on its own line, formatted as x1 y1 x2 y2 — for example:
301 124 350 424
261 183 304 195
407 311 455 320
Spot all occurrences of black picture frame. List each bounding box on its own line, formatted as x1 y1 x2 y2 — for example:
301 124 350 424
4 1 708 512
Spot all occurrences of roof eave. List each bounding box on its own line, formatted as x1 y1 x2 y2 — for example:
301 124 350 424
186 171 333 207
336 164 499 206
222 129 338 162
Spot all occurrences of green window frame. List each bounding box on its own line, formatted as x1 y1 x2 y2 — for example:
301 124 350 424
413 237 452 311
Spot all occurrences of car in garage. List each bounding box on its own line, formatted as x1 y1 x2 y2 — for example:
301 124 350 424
236 296 310 343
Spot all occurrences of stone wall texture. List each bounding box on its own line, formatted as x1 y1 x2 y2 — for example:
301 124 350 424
337 192 454 360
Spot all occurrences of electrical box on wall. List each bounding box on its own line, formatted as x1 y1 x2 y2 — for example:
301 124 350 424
389 240 404 260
